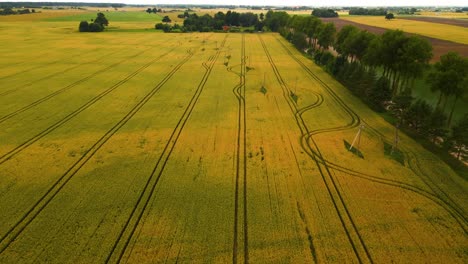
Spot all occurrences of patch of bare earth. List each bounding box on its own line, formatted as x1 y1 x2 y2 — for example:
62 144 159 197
399 16 468 28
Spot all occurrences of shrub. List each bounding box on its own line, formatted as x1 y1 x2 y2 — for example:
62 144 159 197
79 21 89 32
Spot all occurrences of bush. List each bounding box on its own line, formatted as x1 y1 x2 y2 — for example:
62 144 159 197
79 21 89 32
88 22 103 32
367 76 391 111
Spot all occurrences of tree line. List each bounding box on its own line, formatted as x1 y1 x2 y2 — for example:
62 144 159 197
348 8 387 16
155 10 264 32
0 8 35 15
311 8 338 18
78 13 109 32
265 11 467 163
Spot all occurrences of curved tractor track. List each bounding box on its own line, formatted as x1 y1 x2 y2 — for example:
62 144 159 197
105 35 228 264
259 34 373 264
0 44 199 254
275 37 468 234
227 34 249 264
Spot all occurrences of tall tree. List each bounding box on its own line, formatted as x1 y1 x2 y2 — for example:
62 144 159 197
427 52 468 126
346 30 375 63
317 22 336 50
396 35 432 94
94 12 109 27
335 25 359 58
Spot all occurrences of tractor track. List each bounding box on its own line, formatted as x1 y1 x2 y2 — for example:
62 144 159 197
229 34 248 264
259 34 373 264
104 35 228 264
0 48 118 97
0 35 166 85
276 37 468 233
0 47 112 97
0 46 159 124
0 45 197 254
0 45 183 165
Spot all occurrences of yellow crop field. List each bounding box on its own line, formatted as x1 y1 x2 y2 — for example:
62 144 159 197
418 11 468 18
0 15 467 263
342 16 468 44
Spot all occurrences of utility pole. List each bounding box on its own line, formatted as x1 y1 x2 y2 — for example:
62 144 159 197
349 125 365 151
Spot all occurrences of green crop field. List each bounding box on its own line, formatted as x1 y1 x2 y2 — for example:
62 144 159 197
0 12 467 263
46 11 162 22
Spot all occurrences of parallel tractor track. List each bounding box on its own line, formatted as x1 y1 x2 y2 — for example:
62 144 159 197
105 35 228 264
0 35 167 85
259 34 373 264
229 34 248 264
0 47 157 124
0 47 195 254
0 46 180 165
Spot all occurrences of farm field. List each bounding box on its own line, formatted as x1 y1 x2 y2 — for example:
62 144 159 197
341 16 468 44
320 17 468 62
0 17 467 264
398 16 468 28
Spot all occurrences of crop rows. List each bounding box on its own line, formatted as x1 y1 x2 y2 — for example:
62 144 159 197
0 32 466 263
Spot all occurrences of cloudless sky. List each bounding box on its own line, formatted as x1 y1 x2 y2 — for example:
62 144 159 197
2 0 467 6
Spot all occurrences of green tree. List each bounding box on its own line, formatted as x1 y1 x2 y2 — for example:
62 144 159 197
291 32 308 51
404 99 432 132
362 36 383 69
367 76 392 110
385 13 395 20
346 29 375 63
88 22 103 32
396 36 432 94
335 25 359 58
427 52 468 126
94 12 109 27
78 21 89 32
448 114 468 160
264 11 289 32
317 22 336 50
162 15 172 23
377 30 407 96
426 108 448 142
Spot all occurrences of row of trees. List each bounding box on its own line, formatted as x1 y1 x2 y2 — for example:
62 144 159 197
145 8 163 14
182 11 262 32
349 8 387 16
268 11 467 162
311 8 338 18
78 13 109 32
0 8 35 15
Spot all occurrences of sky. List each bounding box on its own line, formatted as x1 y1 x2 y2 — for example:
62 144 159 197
2 0 466 6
